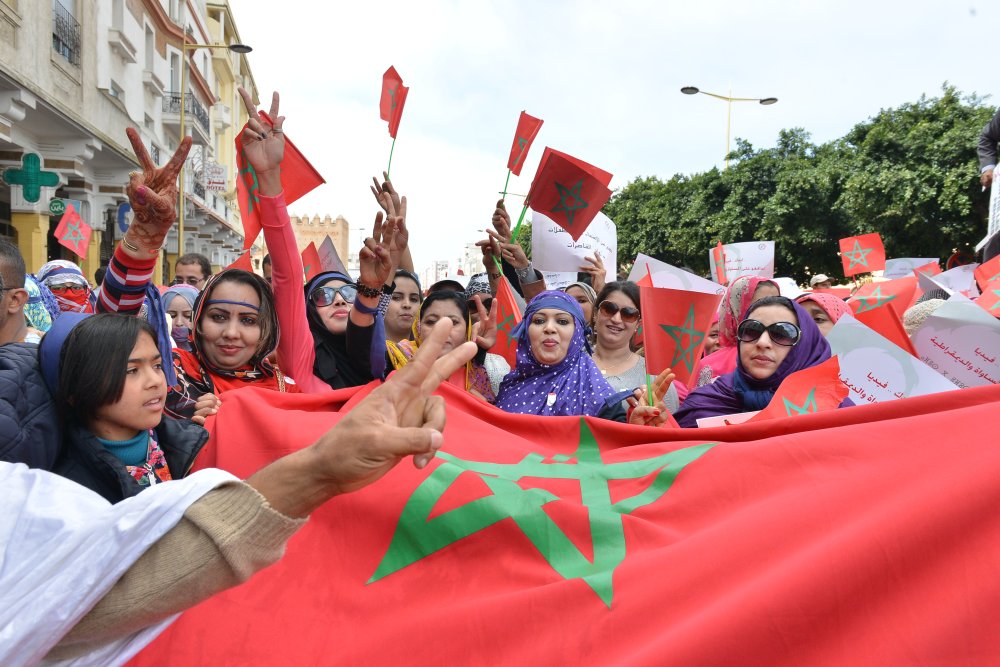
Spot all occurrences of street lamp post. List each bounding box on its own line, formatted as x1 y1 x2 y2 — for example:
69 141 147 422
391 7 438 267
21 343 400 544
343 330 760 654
177 40 252 262
681 86 777 169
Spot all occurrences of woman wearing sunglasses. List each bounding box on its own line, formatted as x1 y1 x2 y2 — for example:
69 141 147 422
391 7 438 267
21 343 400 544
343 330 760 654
37 260 96 314
674 296 849 427
591 282 683 413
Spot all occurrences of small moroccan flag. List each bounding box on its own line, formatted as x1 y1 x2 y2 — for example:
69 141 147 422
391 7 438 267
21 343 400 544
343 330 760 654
839 232 886 277
913 261 942 278
54 203 92 259
639 285 722 386
848 276 916 320
709 242 727 285
226 251 253 273
302 242 321 283
749 357 849 422
489 275 521 367
974 278 1000 317
852 303 917 357
526 147 612 241
236 111 325 250
506 111 544 176
975 253 1000 291
379 66 408 139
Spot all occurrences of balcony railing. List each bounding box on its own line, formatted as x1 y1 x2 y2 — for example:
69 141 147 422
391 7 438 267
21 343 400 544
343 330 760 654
52 1 81 66
162 93 210 134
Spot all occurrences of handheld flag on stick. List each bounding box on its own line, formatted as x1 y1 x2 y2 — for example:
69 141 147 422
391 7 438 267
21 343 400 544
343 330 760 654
838 232 886 277
302 242 321 283
522 147 612 241
54 203 92 259
748 357 849 422
380 66 409 175
505 111 544 183
489 276 522 368
639 285 722 386
236 111 325 250
709 242 727 285
848 276 917 320
226 251 253 273
852 303 918 357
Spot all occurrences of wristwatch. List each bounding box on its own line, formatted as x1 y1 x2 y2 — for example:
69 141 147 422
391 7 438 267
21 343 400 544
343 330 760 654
355 281 381 299
514 263 535 283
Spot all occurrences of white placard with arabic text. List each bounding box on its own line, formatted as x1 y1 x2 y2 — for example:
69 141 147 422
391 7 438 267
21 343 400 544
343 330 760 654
827 315 958 405
910 298 1000 388
531 211 617 278
883 257 938 279
720 241 775 280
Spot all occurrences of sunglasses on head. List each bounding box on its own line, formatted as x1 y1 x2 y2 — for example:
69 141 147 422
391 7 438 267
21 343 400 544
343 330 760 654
736 319 801 347
310 284 357 307
597 300 640 323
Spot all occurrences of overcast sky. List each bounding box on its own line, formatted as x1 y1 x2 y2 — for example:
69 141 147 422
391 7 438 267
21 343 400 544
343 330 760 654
232 0 999 274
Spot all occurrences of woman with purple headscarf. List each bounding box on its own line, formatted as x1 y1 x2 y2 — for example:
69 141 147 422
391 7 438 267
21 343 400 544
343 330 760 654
495 290 669 425
674 296 851 427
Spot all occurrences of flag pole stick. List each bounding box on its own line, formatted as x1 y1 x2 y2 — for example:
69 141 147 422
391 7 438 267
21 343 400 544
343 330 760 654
646 374 655 407
511 203 529 240
501 169 512 199
387 137 397 179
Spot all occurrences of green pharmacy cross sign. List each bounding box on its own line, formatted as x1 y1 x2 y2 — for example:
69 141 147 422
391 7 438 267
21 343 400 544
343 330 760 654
370 419 715 607
3 154 60 203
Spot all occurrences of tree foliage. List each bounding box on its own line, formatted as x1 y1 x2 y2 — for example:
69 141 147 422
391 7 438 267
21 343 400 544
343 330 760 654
604 85 994 282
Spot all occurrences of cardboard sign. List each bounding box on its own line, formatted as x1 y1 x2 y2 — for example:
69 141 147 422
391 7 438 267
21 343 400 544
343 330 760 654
883 257 939 279
910 298 1000 388
531 211 616 277
827 315 958 404
712 241 775 281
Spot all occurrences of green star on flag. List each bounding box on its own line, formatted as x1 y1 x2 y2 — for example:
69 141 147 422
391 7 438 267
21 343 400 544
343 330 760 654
853 286 896 313
370 419 715 607
659 304 706 374
783 388 819 416
551 180 588 227
525 147 612 241
839 233 886 277
843 240 873 270
497 313 517 348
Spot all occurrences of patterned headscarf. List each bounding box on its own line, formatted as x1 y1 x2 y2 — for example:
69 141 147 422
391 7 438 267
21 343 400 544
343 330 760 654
796 292 851 324
495 290 616 417
37 260 95 313
24 274 60 333
718 276 780 347
464 273 491 302
161 284 199 352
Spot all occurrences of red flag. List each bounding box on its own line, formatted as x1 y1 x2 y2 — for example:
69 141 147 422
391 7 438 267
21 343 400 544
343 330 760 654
379 66 408 138
506 111 544 176
301 242 321 282
225 251 253 273
748 357 849 422
489 276 521 367
975 253 1000 290
130 381 1000 666
838 232 886 276
526 147 612 241
236 111 325 250
631 265 654 349
853 302 918 356
639 285 722 386
847 276 916 320
975 278 1000 317
54 203 92 259
709 241 727 285
811 286 852 300
913 261 942 278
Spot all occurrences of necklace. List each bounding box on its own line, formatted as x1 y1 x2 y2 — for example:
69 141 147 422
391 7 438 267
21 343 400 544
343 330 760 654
593 350 636 376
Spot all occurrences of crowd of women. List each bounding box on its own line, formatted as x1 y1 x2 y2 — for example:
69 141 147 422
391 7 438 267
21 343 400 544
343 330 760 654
13 86 954 504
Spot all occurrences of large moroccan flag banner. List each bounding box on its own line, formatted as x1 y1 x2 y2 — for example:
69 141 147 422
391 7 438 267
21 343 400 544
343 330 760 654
489 275 521 367
236 111 325 249
839 232 886 277
54 203 92 259
130 381 1000 665
506 111 543 176
748 356 848 422
525 147 612 241
847 275 917 320
639 285 721 386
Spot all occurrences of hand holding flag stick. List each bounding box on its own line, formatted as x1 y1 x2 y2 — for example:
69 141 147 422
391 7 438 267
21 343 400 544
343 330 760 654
370 171 411 274
245 319 478 518
122 127 192 258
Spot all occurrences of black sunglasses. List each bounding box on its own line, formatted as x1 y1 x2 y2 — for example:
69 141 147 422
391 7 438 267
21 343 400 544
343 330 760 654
597 300 640 323
736 319 801 347
467 297 493 312
310 284 357 307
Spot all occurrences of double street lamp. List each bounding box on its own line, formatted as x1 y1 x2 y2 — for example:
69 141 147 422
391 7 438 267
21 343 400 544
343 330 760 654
681 86 777 169
177 40 252 259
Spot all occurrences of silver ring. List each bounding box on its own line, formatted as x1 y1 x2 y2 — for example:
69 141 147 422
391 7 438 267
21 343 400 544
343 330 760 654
272 128 284 134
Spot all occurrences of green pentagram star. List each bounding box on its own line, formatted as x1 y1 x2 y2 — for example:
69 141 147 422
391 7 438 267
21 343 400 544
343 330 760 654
658 304 706 374
986 289 1000 313
62 218 86 252
853 286 896 313
551 180 588 227
497 312 517 348
511 136 528 170
238 147 260 214
842 240 873 270
783 388 818 416
370 419 715 607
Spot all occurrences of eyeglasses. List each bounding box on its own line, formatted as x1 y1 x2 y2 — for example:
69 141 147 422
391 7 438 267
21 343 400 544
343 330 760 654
597 300 640 324
736 319 801 347
310 284 357 307
172 276 204 286
48 283 88 294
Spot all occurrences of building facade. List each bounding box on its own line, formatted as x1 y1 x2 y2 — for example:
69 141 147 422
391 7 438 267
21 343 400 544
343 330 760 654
288 213 350 269
0 0 259 282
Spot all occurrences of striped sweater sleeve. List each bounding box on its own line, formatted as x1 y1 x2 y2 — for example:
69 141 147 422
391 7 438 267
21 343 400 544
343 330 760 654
96 244 158 315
